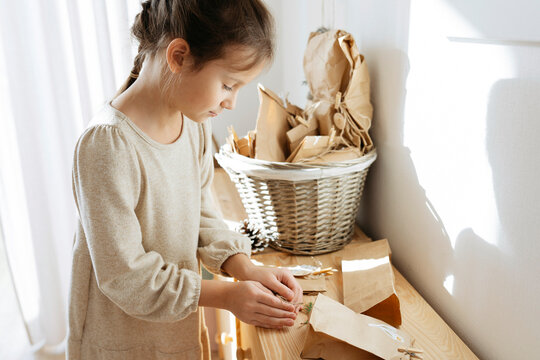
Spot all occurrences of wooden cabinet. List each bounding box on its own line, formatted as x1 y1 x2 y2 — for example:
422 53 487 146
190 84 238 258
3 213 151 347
236 319 265 360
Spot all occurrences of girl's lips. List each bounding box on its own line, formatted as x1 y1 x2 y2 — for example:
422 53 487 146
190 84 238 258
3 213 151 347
209 111 218 117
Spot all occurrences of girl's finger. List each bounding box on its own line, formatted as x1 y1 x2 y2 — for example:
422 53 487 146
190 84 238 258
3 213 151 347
251 319 283 330
254 282 275 296
265 277 294 302
254 303 297 319
279 271 303 298
273 272 302 307
254 313 295 328
257 291 296 312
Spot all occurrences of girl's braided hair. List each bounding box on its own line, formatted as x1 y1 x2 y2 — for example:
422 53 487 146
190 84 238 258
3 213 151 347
118 0 275 94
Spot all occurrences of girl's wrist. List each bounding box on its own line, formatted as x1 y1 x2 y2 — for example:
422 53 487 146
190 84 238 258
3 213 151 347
200 279 234 310
221 253 255 281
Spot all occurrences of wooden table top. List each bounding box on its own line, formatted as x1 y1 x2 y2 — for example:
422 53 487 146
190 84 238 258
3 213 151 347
211 168 478 360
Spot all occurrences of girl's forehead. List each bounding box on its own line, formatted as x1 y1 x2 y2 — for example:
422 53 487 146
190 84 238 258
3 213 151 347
216 45 269 73
207 60 265 86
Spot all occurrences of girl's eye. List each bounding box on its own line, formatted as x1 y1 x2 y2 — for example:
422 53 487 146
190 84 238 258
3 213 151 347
223 84 233 92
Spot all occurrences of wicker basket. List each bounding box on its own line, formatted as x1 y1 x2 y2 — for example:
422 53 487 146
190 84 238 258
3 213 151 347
215 145 377 255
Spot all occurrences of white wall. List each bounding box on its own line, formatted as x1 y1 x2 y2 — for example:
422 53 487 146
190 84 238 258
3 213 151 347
219 1 540 359
354 1 539 359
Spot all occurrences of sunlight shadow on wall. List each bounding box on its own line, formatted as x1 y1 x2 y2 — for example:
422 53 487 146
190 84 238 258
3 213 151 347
401 0 517 249
443 274 455 295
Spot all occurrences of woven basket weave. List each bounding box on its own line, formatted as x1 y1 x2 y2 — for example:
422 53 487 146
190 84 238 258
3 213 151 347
215 145 377 255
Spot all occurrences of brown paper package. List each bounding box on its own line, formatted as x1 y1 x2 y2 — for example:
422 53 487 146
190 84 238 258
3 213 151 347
286 116 318 153
287 135 334 163
301 294 412 360
296 277 326 294
254 84 291 162
301 147 362 164
303 29 374 153
303 30 351 135
341 239 402 327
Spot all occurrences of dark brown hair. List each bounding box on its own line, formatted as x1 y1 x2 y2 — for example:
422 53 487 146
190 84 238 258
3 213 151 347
118 0 275 94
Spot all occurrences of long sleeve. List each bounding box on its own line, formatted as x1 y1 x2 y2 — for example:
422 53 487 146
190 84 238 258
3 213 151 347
197 121 251 275
72 125 200 322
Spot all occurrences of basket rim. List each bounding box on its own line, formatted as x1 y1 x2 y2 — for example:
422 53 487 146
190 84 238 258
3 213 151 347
215 144 377 181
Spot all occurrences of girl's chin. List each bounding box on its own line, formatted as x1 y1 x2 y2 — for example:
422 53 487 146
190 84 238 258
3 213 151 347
183 113 206 123
191 116 210 123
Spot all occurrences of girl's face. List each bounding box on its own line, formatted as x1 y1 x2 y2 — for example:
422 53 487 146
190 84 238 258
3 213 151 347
170 47 266 123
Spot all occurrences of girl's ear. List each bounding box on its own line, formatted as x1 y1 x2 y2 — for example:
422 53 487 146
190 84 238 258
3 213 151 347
166 38 190 74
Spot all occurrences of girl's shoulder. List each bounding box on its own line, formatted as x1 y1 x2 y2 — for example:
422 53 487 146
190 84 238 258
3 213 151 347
87 102 126 128
74 104 135 160
195 119 215 163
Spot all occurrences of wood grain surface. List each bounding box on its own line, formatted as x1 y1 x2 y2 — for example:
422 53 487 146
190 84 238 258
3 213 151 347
212 168 478 360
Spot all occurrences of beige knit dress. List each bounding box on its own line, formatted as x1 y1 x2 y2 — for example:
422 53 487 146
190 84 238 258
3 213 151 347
67 103 251 359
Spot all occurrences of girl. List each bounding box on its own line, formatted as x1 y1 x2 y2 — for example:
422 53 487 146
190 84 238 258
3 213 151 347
67 0 302 359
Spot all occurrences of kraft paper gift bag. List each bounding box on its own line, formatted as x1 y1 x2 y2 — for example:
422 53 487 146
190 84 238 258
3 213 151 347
286 116 318 152
303 30 350 135
303 29 373 153
302 147 362 164
296 277 326 295
247 130 256 158
287 129 340 163
301 294 412 360
339 34 373 133
254 84 291 162
342 239 402 327
287 135 329 163
236 137 251 157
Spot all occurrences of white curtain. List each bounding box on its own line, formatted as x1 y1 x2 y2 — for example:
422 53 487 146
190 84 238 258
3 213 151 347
0 0 138 357
0 0 336 358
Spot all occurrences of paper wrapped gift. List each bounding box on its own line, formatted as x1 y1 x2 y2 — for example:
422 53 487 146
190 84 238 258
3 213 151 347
301 294 412 360
342 239 402 327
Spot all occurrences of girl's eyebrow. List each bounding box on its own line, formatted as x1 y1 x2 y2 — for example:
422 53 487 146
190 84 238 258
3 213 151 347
226 75 245 85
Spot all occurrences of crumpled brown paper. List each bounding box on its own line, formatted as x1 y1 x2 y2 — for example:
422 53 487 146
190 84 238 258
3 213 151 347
303 29 373 154
301 294 412 360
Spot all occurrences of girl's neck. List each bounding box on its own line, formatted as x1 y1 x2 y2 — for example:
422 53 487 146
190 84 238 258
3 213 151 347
112 60 184 144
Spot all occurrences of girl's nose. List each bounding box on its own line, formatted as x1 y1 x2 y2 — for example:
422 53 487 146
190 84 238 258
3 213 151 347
221 92 237 110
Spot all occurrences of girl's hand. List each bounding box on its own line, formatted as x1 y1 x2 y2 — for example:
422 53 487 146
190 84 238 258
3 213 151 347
225 280 297 329
221 254 303 313
245 266 303 313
